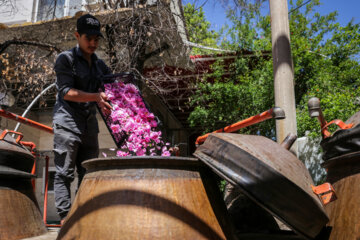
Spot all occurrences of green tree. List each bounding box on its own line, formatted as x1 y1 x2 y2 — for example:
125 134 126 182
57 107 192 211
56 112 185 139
187 1 275 136
289 0 360 137
186 0 360 140
183 3 220 54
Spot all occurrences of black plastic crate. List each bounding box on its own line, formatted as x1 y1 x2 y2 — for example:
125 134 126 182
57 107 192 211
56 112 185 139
97 72 138 148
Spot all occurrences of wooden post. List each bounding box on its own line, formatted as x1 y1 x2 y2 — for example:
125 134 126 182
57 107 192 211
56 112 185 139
269 0 297 154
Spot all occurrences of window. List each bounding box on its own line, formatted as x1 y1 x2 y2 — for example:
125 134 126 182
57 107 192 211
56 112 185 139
36 0 85 22
36 0 65 21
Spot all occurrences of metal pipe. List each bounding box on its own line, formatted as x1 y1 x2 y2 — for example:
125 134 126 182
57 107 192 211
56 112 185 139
13 83 55 133
308 97 327 128
43 155 61 228
21 141 37 191
43 155 49 225
195 107 285 145
0 109 53 134
308 97 331 138
280 133 297 150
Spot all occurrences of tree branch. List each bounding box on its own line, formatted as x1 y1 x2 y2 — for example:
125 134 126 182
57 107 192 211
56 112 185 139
143 42 170 61
0 40 62 55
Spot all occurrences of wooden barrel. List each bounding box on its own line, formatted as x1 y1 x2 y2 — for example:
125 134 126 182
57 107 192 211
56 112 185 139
0 129 47 240
0 177 47 240
57 156 237 240
322 152 360 240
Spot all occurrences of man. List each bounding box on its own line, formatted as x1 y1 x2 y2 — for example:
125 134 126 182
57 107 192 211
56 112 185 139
53 13 112 224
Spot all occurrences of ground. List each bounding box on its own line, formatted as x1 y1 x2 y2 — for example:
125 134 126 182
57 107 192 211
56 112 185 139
21 228 58 240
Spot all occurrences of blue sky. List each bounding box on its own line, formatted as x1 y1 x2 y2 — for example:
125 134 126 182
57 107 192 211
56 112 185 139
182 0 360 32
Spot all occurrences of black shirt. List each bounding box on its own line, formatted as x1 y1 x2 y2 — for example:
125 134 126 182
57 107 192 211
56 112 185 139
53 46 111 134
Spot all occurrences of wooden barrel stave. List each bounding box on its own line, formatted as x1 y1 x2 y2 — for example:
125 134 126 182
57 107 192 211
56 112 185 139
322 152 360 240
0 178 47 240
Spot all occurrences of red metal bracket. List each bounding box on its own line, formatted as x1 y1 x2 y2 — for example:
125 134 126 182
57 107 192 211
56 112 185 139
0 109 53 134
195 107 285 145
0 129 24 143
19 141 37 191
312 183 337 205
321 119 354 138
20 141 37 152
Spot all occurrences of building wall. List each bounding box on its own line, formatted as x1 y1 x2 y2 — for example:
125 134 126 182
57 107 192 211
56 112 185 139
0 0 34 25
0 0 89 25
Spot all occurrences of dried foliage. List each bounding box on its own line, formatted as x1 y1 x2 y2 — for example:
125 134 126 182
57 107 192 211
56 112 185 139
0 43 58 108
99 3 193 110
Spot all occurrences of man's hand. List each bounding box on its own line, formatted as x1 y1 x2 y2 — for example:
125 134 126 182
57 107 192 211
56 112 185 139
97 92 112 115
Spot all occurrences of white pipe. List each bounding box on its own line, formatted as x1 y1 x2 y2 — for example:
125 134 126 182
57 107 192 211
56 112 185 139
184 40 236 53
13 83 56 133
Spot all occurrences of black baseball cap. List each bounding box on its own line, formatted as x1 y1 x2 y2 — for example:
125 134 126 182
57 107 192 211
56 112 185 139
77 14 103 37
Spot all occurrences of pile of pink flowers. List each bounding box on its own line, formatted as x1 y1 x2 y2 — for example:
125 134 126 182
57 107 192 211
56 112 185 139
103 81 171 157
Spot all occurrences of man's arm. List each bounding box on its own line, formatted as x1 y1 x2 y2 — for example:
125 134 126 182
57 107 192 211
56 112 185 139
64 89 112 114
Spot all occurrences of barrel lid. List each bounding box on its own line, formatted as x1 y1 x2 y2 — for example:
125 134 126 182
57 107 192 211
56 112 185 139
0 129 33 155
321 150 360 184
321 114 360 160
0 129 34 174
194 133 328 239
0 167 36 179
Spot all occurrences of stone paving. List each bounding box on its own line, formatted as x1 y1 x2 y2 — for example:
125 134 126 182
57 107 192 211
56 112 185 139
21 228 59 240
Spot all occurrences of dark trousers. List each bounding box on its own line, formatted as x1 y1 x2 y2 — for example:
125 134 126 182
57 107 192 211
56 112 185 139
53 124 99 220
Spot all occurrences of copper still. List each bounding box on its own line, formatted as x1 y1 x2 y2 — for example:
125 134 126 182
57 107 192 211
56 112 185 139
194 133 329 239
308 97 360 239
57 156 237 240
322 152 360 240
0 129 47 240
320 112 360 240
